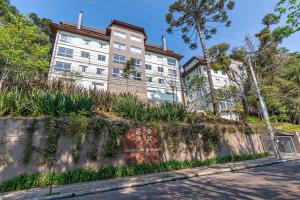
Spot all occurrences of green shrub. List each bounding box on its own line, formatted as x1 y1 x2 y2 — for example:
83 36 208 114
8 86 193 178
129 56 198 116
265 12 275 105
0 152 269 193
0 89 94 117
112 94 187 122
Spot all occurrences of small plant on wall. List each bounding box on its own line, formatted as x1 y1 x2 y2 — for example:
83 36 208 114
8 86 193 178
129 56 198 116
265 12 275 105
22 120 38 164
103 120 129 157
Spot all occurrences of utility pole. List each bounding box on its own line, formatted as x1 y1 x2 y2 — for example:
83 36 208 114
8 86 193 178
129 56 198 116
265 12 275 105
247 57 281 159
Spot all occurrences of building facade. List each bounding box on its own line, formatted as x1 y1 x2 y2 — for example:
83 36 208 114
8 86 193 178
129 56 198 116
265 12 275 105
49 13 183 102
182 56 246 120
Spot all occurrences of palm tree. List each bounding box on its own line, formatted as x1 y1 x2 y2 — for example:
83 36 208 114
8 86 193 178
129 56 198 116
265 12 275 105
122 58 135 92
166 0 235 116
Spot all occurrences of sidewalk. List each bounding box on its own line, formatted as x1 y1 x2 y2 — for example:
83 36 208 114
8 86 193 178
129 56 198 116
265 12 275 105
0 156 298 200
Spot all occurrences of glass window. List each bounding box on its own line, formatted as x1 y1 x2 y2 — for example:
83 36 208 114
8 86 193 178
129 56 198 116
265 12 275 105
99 42 107 49
158 78 165 84
167 58 176 66
146 76 153 82
132 72 142 80
222 71 226 75
98 54 106 61
80 65 88 72
92 82 105 90
158 67 164 73
96 68 105 75
168 69 177 76
170 81 176 86
214 70 218 74
132 58 142 67
112 67 122 77
113 42 126 51
113 31 126 39
83 39 90 45
54 61 71 72
57 47 73 58
60 34 72 43
157 55 163 61
145 64 152 70
81 51 90 59
113 54 126 64
130 46 142 54
130 35 142 43
145 52 151 59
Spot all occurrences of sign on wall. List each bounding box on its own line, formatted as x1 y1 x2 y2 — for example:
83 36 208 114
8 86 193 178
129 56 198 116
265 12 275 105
123 125 162 164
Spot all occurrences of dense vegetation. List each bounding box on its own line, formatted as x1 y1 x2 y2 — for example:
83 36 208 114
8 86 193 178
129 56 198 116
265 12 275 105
0 152 269 193
0 0 51 78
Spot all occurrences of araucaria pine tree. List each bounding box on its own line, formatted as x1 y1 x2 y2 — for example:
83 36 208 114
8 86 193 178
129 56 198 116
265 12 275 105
166 0 235 116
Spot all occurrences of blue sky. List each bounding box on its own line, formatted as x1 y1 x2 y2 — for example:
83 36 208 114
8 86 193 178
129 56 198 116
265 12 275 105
11 0 300 63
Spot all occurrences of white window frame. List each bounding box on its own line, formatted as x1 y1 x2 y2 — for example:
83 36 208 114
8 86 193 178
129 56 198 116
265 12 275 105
112 67 123 77
130 46 142 54
83 38 91 45
60 34 72 43
145 52 152 59
132 71 142 80
145 64 152 70
157 55 163 62
113 30 126 39
130 35 142 43
146 76 153 83
113 42 126 51
57 47 73 58
81 51 90 59
113 54 126 64
92 82 105 90
132 58 142 67
167 58 176 66
98 54 106 62
158 78 165 84
168 69 177 76
158 66 164 73
99 42 107 49
54 61 71 72
96 68 105 75
80 65 88 72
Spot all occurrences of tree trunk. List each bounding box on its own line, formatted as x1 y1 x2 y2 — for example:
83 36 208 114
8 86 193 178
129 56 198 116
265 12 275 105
196 22 219 116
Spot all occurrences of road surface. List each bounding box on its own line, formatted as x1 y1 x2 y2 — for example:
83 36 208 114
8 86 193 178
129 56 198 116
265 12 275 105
67 160 300 200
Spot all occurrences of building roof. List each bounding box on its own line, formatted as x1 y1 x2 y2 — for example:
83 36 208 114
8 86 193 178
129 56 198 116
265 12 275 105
182 56 207 76
145 43 183 60
50 22 110 41
50 20 183 60
107 19 147 39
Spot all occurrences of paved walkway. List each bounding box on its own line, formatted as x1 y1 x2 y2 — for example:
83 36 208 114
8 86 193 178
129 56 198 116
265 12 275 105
69 160 300 200
0 156 297 200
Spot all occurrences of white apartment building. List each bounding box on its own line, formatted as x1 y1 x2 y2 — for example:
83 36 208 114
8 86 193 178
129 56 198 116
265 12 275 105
182 56 246 120
49 12 183 103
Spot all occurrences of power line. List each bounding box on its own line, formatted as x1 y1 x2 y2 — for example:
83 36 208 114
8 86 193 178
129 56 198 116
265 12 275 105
105 0 164 23
130 0 167 14
73 0 245 50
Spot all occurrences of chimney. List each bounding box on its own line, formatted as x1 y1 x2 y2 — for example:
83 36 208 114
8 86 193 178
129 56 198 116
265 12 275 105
162 35 167 51
77 11 83 29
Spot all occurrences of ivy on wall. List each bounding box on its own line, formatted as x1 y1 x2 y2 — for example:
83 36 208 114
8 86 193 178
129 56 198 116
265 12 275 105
14 116 259 166
22 120 38 164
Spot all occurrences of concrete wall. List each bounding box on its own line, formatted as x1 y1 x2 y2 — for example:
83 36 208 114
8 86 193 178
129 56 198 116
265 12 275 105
0 119 265 182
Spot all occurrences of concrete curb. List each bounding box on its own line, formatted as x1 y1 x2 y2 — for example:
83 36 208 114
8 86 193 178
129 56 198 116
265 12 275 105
33 158 298 200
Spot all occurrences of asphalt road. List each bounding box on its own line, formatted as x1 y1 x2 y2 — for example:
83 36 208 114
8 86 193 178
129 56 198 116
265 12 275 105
67 160 300 200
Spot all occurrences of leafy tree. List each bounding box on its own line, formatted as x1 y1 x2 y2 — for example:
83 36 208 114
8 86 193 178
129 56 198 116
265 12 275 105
0 16 50 77
29 13 52 36
166 0 235 116
0 1 51 80
122 59 135 92
274 0 300 37
208 43 249 115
